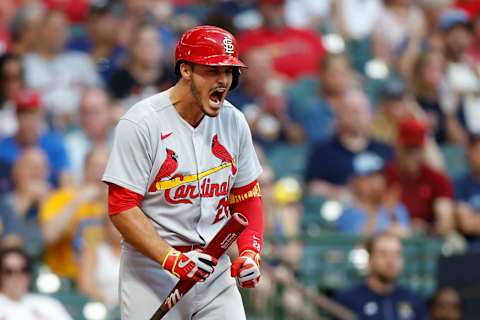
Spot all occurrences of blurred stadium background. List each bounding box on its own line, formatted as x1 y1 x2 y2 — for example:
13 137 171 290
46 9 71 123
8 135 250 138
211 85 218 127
1 0 480 319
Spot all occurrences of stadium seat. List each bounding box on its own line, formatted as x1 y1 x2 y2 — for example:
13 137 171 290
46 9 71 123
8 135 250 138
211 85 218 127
440 144 468 179
266 143 310 179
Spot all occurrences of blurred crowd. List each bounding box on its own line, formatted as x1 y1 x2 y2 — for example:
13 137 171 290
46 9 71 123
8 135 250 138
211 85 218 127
0 0 480 319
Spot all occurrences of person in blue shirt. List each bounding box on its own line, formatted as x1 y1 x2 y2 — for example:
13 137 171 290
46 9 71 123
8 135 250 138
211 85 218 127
288 53 356 143
0 89 71 189
455 134 480 252
336 233 426 320
68 0 124 85
305 89 392 201
337 153 411 237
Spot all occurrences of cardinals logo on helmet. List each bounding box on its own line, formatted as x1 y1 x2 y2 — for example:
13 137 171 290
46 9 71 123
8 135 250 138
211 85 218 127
211 134 237 175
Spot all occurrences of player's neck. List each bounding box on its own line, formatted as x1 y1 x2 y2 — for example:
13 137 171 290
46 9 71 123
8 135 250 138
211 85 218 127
170 82 204 127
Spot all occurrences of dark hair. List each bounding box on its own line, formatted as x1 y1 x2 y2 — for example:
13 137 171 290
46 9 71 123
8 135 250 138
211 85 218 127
428 287 463 310
0 246 33 287
468 134 480 147
319 53 351 75
0 53 24 106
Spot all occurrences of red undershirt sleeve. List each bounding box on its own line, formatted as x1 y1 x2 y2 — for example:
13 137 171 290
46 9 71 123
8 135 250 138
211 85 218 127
107 183 144 216
229 180 264 254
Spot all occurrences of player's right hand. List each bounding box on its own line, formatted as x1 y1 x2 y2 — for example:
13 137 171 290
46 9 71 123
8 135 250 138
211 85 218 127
162 248 218 282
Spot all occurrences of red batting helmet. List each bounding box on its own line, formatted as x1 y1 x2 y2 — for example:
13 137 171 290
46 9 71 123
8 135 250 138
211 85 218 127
175 25 247 90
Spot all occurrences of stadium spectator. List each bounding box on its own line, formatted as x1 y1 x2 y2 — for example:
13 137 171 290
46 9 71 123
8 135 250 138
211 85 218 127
440 9 480 136
23 10 102 129
372 0 426 75
0 246 72 320
337 152 411 238
454 134 480 252
4 148 51 255
288 53 357 143
371 78 445 171
229 48 303 148
453 0 480 19
77 217 120 309
109 22 175 108
331 0 382 41
9 3 45 56
429 287 463 320
0 89 71 188
305 89 392 201
284 0 331 30
410 50 466 145
237 0 325 81
68 0 123 84
0 195 22 247
468 12 480 64
39 146 107 279
65 88 112 181
384 118 455 236
9 147 51 224
336 233 426 319
0 53 23 138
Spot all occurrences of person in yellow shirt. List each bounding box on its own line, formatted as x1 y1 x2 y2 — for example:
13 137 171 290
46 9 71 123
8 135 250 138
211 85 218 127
39 146 109 279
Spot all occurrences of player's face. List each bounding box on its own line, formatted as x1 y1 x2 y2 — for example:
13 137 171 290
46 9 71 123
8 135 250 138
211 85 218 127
189 64 233 117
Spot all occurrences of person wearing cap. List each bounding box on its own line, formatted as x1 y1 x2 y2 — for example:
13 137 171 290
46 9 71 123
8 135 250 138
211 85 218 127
384 118 455 236
454 134 480 252
336 233 427 320
371 77 445 171
102 26 264 318
337 152 411 238
0 88 71 189
440 8 480 142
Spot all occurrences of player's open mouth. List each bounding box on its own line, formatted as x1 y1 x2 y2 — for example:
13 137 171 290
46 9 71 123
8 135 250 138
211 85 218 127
209 88 226 108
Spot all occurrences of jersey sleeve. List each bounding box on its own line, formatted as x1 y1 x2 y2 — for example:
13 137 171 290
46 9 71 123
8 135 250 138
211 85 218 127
233 113 262 188
102 118 153 195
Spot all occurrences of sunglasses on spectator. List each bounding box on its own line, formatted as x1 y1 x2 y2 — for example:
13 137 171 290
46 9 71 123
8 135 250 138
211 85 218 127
0 266 29 276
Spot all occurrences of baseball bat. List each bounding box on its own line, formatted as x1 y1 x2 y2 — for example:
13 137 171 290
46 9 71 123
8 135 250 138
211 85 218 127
150 212 249 320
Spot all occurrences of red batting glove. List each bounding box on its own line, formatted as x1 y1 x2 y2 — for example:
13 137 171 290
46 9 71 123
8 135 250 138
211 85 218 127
162 249 218 282
230 250 261 288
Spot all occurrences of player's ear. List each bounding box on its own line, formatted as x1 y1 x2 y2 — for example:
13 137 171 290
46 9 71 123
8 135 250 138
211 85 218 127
179 62 193 80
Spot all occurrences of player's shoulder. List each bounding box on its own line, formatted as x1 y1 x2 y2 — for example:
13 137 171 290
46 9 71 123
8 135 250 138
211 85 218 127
120 90 173 124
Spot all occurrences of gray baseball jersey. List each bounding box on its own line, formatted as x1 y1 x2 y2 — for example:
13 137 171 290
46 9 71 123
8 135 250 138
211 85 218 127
102 88 262 318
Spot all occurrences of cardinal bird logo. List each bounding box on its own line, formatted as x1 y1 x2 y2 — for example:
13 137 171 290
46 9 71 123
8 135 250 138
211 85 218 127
211 134 237 175
148 148 178 192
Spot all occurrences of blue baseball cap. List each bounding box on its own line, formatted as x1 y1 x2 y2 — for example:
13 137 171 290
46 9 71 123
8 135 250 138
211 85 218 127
438 9 471 32
352 153 385 177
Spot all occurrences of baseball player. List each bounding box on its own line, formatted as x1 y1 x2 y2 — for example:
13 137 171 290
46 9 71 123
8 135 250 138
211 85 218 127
102 26 264 319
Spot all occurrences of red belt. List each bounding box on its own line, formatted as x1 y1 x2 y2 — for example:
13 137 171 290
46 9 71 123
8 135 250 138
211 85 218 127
174 244 203 252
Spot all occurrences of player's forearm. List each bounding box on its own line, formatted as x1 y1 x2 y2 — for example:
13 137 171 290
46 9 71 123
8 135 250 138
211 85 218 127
110 206 172 265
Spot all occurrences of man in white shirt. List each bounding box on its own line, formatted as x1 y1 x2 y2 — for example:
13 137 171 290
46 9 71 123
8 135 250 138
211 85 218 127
0 247 72 320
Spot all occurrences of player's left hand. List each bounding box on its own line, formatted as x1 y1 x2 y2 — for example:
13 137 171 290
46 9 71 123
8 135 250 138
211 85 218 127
230 250 261 288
